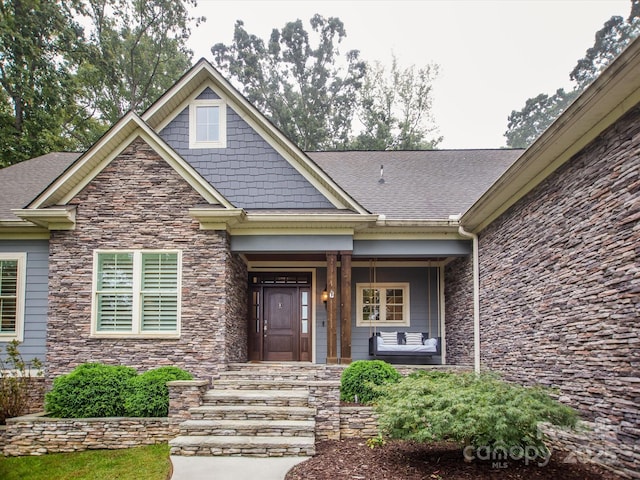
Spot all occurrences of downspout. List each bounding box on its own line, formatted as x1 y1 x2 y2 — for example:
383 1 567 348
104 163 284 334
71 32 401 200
458 225 481 374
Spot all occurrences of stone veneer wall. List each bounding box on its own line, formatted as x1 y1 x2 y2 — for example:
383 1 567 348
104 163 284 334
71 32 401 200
477 105 640 478
224 250 248 363
3 414 176 456
47 137 246 381
340 406 378 438
444 256 474 366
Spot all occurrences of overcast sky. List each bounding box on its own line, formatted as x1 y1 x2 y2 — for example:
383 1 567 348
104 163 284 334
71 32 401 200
186 0 632 149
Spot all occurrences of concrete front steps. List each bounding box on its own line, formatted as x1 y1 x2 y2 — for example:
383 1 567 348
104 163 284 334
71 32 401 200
170 364 320 457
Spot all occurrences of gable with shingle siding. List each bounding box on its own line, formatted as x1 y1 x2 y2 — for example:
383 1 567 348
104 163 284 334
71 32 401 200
159 88 336 210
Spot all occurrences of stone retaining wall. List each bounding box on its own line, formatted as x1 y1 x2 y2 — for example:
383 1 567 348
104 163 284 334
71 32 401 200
3 413 177 456
168 380 210 420
340 406 378 438
540 421 636 479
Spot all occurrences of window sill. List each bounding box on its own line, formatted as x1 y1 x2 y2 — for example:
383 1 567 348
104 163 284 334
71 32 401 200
356 322 411 328
89 333 180 340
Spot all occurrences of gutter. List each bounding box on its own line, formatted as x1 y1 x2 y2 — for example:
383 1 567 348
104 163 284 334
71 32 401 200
457 224 481 374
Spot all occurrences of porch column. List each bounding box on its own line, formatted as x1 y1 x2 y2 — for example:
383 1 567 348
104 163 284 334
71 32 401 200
326 252 338 364
340 251 352 364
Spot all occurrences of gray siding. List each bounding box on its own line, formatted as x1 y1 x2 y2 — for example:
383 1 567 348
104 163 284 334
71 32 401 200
0 240 48 363
350 267 440 361
353 239 471 257
314 266 440 363
315 268 327 363
159 89 335 209
232 235 352 253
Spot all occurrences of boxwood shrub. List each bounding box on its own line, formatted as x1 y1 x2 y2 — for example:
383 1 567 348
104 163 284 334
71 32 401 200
124 366 193 417
45 363 137 418
45 363 193 418
340 360 401 404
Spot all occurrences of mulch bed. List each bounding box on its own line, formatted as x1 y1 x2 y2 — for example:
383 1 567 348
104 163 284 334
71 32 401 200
285 438 622 480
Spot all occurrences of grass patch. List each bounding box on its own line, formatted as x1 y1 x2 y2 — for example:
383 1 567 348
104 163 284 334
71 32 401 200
0 443 170 480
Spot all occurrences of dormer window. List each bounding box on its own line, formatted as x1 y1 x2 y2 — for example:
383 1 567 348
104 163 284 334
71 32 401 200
189 99 227 148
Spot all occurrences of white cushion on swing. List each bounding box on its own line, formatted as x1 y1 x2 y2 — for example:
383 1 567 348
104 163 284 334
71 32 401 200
405 332 423 345
379 331 398 345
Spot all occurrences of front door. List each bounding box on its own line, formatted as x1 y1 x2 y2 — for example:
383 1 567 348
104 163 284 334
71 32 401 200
248 273 312 362
264 288 298 361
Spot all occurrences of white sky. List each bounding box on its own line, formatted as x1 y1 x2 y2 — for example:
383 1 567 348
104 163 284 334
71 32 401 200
187 0 632 149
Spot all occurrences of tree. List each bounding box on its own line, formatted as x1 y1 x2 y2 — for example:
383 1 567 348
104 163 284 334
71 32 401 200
505 0 640 148
0 0 87 166
570 0 640 89
76 0 202 126
212 15 366 151
504 88 579 149
350 56 441 150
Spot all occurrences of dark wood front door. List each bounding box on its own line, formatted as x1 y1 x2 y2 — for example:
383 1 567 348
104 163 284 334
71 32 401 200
248 273 312 362
263 288 298 361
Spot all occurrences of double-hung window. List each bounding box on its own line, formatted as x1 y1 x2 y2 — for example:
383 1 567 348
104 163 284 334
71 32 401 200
189 100 227 148
0 253 25 341
93 250 181 337
356 282 410 327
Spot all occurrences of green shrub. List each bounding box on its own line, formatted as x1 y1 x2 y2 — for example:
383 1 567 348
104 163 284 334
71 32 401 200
124 366 193 417
340 360 401 404
45 363 137 418
375 371 578 457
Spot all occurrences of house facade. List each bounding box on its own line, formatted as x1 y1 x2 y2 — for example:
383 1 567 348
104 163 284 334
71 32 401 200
1 60 521 380
0 36 638 477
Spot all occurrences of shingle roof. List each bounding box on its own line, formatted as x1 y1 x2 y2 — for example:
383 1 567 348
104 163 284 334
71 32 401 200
0 149 523 223
307 150 524 220
0 152 80 220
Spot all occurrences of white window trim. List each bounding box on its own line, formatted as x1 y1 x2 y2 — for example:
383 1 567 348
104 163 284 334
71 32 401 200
189 99 227 149
0 252 26 342
91 250 182 338
356 282 410 327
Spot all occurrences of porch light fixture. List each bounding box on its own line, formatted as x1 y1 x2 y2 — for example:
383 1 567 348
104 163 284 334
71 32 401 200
321 287 329 306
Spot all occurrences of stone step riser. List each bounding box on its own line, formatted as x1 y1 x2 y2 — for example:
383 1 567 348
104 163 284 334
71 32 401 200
178 420 315 437
191 412 314 421
180 428 315 437
215 382 313 388
203 399 309 408
169 435 316 457
218 374 314 382
170 445 315 457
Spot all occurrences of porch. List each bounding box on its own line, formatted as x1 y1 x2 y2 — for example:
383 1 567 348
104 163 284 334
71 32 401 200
238 235 472 366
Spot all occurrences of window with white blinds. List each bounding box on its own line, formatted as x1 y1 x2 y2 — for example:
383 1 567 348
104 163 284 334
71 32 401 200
93 251 180 335
0 254 25 339
141 253 178 331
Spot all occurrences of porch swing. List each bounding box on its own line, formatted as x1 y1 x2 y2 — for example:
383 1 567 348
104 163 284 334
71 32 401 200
367 259 442 364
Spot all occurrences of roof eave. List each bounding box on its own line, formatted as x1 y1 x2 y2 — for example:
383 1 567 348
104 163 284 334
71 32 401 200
0 219 50 238
12 206 76 230
462 36 640 233
189 208 379 233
